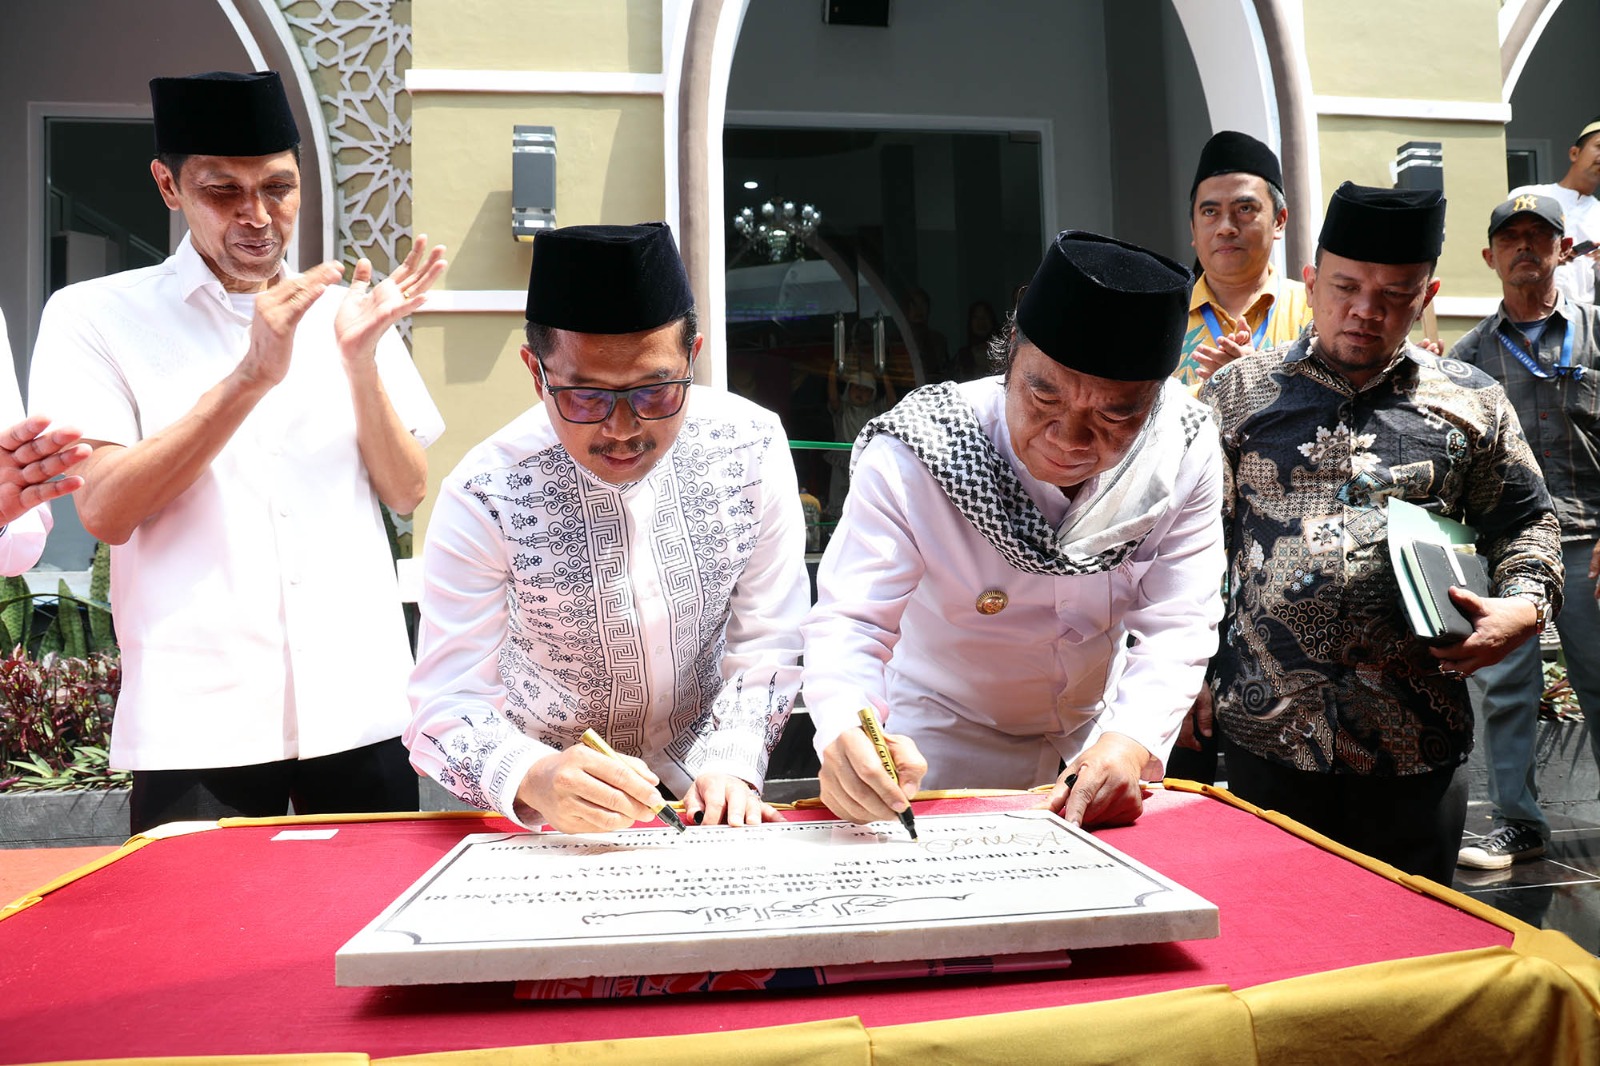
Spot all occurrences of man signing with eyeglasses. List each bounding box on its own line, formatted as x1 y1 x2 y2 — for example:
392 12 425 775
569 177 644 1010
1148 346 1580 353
405 223 809 833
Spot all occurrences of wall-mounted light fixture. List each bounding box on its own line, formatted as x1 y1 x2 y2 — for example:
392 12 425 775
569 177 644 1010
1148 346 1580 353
1392 140 1443 192
513 125 556 241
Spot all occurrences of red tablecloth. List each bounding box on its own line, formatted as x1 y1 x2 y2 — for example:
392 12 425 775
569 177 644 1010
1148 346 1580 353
0 788 1574 1063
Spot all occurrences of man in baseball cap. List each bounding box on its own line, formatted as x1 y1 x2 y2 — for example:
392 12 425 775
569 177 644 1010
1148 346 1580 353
1448 191 1600 872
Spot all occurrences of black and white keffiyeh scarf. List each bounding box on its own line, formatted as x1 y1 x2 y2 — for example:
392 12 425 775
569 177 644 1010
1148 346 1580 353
854 380 1211 576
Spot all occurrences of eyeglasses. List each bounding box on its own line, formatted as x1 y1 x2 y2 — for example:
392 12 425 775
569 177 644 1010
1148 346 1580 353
535 359 694 424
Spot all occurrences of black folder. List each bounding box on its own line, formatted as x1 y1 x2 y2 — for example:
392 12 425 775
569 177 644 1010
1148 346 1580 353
1401 541 1491 645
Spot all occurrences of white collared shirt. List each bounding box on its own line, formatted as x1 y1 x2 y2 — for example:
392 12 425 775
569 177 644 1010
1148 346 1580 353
28 234 445 770
801 376 1225 788
0 308 50 575
405 386 808 828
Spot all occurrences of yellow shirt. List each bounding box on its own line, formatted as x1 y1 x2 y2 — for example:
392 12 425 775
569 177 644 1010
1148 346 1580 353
1173 267 1311 387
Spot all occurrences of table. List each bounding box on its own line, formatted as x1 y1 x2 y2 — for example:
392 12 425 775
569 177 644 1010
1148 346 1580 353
4 784 1598 1065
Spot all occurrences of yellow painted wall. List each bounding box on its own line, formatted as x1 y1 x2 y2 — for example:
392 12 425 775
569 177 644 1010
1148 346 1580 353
1303 0 1509 350
410 5 667 536
1304 0 1502 101
414 0 662 72
413 95 665 293
412 313 536 462
1315 116 1508 301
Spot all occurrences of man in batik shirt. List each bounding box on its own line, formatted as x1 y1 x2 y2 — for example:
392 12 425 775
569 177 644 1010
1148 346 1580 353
406 223 808 834
1198 182 1562 884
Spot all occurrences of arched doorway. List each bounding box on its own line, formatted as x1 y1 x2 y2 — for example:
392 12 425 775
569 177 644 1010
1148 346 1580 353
1502 0 1600 191
675 0 1299 389
668 0 1298 548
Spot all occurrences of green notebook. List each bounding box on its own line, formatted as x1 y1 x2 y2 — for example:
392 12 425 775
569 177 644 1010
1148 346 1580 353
1386 498 1480 643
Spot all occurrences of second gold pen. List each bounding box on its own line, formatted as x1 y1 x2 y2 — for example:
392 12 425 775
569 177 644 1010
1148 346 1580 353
857 707 918 840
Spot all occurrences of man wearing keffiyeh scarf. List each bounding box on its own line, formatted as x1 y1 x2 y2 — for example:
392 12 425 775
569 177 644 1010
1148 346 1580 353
801 231 1225 829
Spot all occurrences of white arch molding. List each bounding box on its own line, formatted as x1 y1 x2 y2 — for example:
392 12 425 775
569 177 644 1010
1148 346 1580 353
1501 0 1565 101
677 0 753 391
681 0 1314 387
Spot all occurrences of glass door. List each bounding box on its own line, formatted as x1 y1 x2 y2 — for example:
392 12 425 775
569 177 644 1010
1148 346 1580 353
722 126 1043 545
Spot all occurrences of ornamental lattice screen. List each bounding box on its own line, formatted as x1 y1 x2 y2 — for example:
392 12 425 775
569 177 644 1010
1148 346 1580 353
277 0 412 290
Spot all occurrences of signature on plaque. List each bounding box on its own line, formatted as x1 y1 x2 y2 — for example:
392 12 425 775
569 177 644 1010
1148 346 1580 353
582 892 974 927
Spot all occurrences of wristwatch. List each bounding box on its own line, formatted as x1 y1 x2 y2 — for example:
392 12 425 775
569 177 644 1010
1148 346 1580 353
1502 584 1552 635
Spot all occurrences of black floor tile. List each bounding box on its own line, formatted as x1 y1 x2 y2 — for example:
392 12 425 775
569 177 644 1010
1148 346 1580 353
1452 855 1598 891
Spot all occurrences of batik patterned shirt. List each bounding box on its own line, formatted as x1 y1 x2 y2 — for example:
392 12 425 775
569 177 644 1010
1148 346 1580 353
1198 337 1561 775
405 386 809 827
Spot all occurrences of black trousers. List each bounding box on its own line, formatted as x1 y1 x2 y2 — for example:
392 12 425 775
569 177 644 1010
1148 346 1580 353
1220 738 1468 886
1164 730 1219 785
129 737 419 835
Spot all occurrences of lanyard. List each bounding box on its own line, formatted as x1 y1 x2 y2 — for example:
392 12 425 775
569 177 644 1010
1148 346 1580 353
1496 318 1584 381
1200 303 1273 350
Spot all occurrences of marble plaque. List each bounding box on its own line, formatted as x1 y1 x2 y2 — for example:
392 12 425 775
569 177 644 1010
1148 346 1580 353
335 810 1218 987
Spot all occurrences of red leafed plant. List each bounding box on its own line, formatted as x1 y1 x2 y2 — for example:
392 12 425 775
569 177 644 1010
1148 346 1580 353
0 648 124 791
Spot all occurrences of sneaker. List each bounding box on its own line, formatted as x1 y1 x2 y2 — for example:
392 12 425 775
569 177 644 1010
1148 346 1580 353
1457 824 1546 870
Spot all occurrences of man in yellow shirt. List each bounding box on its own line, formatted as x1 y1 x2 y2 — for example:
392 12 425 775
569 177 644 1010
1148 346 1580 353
1173 131 1312 388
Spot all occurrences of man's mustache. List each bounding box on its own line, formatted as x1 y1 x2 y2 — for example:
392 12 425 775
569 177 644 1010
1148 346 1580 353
590 439 656 459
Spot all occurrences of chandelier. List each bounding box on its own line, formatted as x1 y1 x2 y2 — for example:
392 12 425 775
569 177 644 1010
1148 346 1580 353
732 198 821 262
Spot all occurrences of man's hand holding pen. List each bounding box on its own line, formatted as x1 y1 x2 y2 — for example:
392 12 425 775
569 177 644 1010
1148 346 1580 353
819 709 927 832
515 741 668 835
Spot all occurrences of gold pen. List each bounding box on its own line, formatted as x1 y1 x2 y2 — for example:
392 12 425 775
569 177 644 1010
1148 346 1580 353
857 707 918 840
578 728 687 833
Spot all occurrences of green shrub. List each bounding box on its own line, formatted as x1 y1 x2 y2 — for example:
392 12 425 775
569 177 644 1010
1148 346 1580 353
0 542 122 791
0 648 124 791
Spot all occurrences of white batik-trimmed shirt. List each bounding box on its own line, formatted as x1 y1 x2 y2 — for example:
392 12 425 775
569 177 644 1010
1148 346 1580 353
405 385 809 828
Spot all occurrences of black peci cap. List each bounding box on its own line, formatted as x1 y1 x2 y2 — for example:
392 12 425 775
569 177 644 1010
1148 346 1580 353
525 222 696 333
150 71 299 157
1191 130 1284 199
1318 182 1446 265
1016 231 1193 381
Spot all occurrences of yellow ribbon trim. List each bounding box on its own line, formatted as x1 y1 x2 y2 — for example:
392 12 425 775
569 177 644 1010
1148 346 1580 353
0 835 156 923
